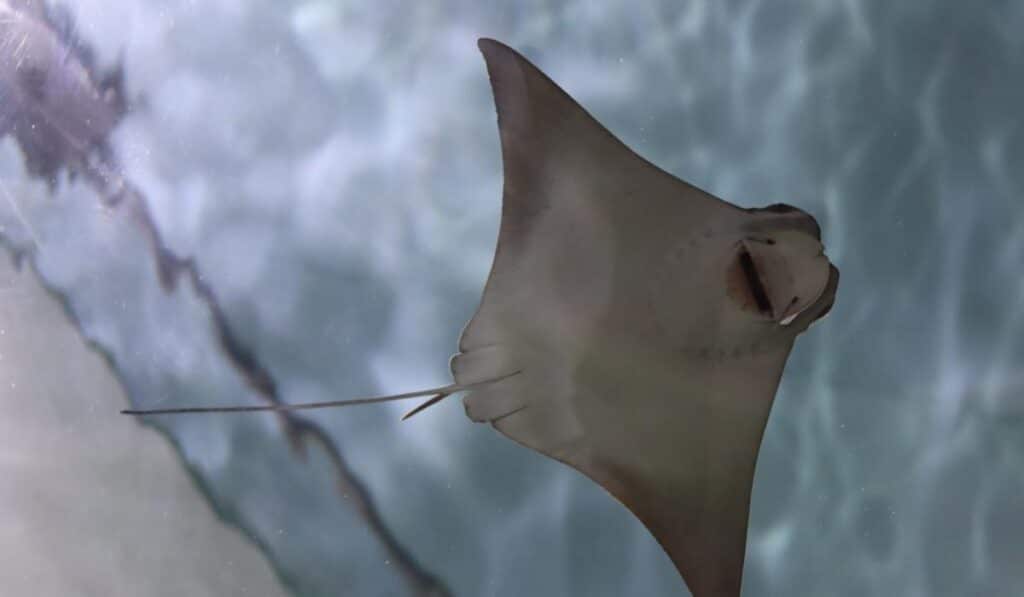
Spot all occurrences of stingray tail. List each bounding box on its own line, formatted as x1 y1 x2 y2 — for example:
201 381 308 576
120 384 459 419
121 371 522 419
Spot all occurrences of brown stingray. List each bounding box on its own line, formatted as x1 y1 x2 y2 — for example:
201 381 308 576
124 38 839 597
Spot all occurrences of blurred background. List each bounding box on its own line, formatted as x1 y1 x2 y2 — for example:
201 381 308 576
0 1 1021 595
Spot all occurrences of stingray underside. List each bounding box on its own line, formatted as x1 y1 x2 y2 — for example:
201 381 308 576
451 39 808 596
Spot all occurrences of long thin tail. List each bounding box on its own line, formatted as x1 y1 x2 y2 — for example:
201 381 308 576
121 371 522 420
120 384 459 418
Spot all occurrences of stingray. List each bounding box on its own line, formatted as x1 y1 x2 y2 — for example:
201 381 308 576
124 39 839 597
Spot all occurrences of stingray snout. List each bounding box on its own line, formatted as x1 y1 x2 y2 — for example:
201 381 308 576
751 203 822 240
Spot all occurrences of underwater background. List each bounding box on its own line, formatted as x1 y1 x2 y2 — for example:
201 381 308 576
1 0 1021 595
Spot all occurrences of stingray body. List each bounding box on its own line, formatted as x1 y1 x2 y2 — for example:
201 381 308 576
126 39 839 597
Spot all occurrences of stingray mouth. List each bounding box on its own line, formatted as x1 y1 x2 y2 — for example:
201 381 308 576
727 242 775 319
726 230 834 327
738 247 773 316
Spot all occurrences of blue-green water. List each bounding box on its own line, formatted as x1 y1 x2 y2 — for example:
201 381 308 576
1 1 1022 595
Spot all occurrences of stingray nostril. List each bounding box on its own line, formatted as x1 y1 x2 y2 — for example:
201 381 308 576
777 297 802 326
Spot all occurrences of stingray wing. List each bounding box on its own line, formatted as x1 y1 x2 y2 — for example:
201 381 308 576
570 342 795 597
456 37 743 431
461 39 743 345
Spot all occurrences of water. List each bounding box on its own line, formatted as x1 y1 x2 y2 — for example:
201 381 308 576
0 1 1021 595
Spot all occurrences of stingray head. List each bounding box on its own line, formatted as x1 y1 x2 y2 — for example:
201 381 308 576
646 201 837 368
729 206 835 329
